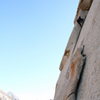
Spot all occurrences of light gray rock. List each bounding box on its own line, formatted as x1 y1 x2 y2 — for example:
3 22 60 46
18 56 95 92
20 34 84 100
54 0 100 100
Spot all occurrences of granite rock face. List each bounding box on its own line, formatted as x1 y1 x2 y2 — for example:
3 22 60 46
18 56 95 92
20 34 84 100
54 0 100 100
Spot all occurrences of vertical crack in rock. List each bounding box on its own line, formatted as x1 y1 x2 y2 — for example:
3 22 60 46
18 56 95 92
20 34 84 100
75 56 86 100
64 46 86 100
72 15 86 54
75 46 86 100
54 1 94 100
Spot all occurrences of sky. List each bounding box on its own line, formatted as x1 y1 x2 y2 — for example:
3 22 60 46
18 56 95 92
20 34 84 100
0 0 79 100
